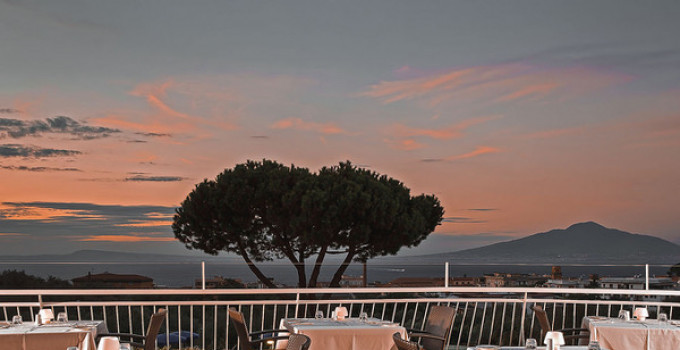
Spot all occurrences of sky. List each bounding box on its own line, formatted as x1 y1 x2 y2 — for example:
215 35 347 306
1 0 680 257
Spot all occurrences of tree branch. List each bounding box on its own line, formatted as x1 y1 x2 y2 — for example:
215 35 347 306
308 245 328 287
329 245 356 287
236 240 276 288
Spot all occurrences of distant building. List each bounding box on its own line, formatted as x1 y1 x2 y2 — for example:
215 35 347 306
599 276 675 301
72 272 153 289
543 278 584 288
483 273 548 287
379 277 482 287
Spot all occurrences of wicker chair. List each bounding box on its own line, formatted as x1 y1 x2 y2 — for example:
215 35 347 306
531 305 589 345
228 308 290 350
285 333 311 350
393 332 423 350
96 308 167 350
407 305 456 350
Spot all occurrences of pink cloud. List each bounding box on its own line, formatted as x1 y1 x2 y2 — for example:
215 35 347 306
361 63 630 106
76 234 175 242
390 115 502 140
446 146 502 161
271 117 346 135
384 138 426 151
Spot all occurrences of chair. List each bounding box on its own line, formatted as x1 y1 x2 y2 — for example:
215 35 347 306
407 305 456 350
96 308 167 350
531 305 589 345
393 332 423 350
286 333 311 350
228 308 290 350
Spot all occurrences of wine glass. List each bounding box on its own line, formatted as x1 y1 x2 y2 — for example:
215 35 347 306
618 309 630 321
119 344 132 350
315 310 324 319
658 312 668 323
57 312 68 323
11 315 22 325
525 338 537 349
359 312 368 322
588 340 601 350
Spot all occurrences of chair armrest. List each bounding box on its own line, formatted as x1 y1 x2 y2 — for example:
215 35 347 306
96 333 145 341
250 335 290 344
249 329 289 337
408 332 446 342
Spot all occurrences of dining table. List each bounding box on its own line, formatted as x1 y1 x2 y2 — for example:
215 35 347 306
0 320 107 350
467 347 599 350
277 317 406 350
581 316 680 350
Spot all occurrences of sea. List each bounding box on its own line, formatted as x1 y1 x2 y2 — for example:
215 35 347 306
0 259 669 288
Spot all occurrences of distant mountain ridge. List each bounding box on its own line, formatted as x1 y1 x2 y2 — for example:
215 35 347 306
422 222 680 264
0 249 240 263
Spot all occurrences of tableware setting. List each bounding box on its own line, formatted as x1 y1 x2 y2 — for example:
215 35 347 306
544 331 565 350
633 307 648 321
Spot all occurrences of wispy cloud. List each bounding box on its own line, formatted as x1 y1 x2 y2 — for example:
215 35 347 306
271 117 346 135
76 234 175 242
0 144 81 158
0 116 120 140
0 108 21 114
446 146 501 161
389 115 501 140
467 208 499 212
442 216 487 224
385 138 426 151
124 175 186 182
0 165 81 172
361 63 629 107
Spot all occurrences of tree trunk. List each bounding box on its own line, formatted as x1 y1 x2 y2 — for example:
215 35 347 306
329 245 355 287
296 247 307 288
236 242 277 288
308 245 328 288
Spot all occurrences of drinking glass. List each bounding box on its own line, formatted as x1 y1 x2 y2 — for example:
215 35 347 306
658 313 668 323
11 315 22 324
57 312 68 323
618 310 630 321
315 310 324 319
119 344 131 350
525 338 537 349
359 312 368 322
66 347 79 350
588 341 601 350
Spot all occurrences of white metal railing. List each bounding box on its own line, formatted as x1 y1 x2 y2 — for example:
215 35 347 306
2 287 680 349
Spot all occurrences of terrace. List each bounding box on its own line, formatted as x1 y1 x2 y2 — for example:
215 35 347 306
2 285 680 350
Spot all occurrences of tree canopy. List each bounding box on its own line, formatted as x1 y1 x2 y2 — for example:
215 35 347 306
173 159 444 287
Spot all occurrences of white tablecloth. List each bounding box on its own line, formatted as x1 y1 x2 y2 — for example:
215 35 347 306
582 316 680 350
278 318 406 350
0 320 107 350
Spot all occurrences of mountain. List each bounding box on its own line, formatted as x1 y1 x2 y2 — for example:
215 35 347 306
422 222 680 264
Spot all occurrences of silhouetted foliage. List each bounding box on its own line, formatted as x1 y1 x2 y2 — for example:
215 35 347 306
0 269 71 289
173 159 444 288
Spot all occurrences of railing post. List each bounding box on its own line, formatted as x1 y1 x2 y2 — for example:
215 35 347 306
38 294 43 309
445 262 449 288
645 264 649 291
295 291 300 317
202 261 206 290
518 291 528 346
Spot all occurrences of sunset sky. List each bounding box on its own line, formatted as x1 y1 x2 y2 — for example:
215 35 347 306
1 1 679 257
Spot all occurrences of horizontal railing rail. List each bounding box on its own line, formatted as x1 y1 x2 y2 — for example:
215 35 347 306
2 287 679 350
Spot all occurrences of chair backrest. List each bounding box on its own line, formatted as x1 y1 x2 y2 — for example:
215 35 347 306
393 332 422 350
286 333 311 350
531 305 552 339
228 308 254 350
421 305 456 350
144 308 167 350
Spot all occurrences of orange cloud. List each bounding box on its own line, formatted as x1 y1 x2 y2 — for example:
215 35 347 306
384 138 426 151
0 204 104 221
361 63 629 106
390 115 502 140
271 118 346 135
77 234 175 242
524 127 585 139
446 146 502 161
115 220 173 227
